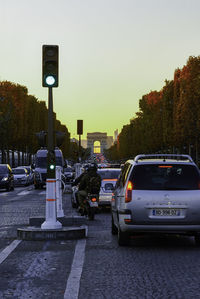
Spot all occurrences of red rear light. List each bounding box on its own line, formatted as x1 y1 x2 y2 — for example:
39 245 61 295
125 181 133 203
112 193 114 201
91 197 97 202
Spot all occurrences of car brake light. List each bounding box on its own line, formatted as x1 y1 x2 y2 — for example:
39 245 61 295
91 197 97 202
125 181 133 203
112 193 114 201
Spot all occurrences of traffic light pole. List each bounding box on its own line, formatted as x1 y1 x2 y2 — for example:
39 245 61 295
41 87 62 229
78 134 81 162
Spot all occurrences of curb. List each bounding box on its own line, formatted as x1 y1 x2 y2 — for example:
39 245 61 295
17 215 88 241
29 215 87 227
17 225 88 241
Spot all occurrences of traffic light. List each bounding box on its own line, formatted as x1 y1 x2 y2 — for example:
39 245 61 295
47 150 56 177
77 120 83 135
42 45 59 87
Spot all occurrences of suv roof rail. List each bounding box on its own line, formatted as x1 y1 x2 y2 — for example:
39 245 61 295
134 154 194 163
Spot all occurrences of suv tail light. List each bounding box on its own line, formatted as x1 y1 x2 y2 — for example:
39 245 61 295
125 181 133 202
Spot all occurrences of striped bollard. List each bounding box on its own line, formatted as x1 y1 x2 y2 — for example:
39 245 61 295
56 166 64 218
41 178 62 229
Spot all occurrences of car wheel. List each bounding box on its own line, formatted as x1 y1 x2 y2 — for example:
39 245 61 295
71 197 77 208
195 234 200 246
6 183 11 192
111 215 118 235
118 228 129 246
11 182 14 191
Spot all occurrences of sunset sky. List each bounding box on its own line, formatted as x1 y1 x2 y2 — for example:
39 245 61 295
1 0 200 139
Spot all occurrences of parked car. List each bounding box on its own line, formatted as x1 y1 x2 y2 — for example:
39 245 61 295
97 168 121 208
12 167 29 186
111 154 200 246
0 164 14 191
21 166 34 185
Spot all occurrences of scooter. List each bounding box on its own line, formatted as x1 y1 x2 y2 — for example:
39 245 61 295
83 193 98 220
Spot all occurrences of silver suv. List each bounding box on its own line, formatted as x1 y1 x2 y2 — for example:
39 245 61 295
111 154 200 246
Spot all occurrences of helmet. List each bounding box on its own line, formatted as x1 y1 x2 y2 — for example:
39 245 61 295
89 163 97 171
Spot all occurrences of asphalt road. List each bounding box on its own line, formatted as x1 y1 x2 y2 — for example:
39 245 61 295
0 185 200 299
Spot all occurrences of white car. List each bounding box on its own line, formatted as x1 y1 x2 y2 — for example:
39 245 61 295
12 167 29 186
97 168 121 208
112 154 200 246
21 166 34 185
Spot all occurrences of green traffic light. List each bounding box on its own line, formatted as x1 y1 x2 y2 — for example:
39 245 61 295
45 75 56 86
50 164 55 170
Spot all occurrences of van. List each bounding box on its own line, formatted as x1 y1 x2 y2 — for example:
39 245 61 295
33 148 64 189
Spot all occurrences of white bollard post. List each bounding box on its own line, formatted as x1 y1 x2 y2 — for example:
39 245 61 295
56 166 64 218
75 163 82 179
41 179 62 229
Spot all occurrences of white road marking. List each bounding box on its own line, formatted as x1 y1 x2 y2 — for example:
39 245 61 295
64 239 86 299
17 191 30 196
0 240 22 264
39 191 46 195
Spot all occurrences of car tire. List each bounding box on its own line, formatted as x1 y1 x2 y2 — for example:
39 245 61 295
71 197 77 208
11 183 14 191
6 183 11 192
195 234 200 246
111 215 118 235
118 228 129 246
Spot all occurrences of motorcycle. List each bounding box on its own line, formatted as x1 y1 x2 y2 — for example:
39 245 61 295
82 193 98 220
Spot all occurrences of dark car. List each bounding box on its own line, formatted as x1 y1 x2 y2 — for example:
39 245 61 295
63 167 75 183
0 164 14 191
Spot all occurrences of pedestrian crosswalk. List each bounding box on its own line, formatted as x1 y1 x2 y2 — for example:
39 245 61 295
17 190 46 196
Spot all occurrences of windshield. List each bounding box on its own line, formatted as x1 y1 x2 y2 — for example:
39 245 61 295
64 168 73 172
98 169 121 180
0 166 8 174
36 156 63 168
129 164 200 190
13 168 26 175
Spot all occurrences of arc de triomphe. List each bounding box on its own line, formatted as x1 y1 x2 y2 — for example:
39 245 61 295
87 132 108 154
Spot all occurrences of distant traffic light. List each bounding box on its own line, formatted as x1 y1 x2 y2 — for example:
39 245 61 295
77 120 83 135
42 45 59 87
47 150 56 177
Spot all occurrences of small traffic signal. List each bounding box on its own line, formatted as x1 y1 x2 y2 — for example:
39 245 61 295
42 45 59 87
47 150 56 178
77 120 83 135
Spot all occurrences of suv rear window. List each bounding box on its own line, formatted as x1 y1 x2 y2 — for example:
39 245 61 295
129 164 200 190
98 170 121 180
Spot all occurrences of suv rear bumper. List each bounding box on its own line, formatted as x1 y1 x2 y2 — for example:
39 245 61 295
120 222 200 234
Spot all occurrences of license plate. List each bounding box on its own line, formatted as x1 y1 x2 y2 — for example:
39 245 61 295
100 196 111 201
152 209 181 216
89 201 98 207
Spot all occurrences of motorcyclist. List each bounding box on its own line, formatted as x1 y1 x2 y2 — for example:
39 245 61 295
76 164 101 215
71 165 89 209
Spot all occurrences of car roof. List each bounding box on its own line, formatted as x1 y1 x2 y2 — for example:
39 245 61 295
126 154 195 165
97 168 121 171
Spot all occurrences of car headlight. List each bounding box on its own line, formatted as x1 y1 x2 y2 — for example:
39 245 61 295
2 176 8 181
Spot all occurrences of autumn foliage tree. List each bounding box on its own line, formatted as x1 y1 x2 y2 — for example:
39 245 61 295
0 81 70 166
106 56 200 163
